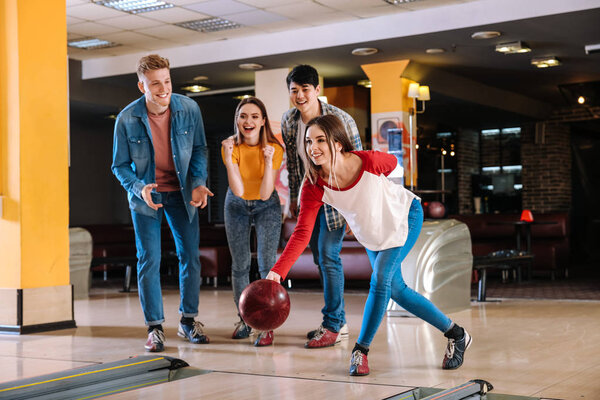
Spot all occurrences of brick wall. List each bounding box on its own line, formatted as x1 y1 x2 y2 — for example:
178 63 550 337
457 128 480 214
521 122 571 213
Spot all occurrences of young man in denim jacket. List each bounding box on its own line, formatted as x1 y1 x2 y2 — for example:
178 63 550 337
112 54 213 352
281 65 363 348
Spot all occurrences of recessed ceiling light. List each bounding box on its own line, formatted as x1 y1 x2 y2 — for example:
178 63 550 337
357 80 372 88
193 75 208 81
176 17 242 32
233 94 253 100
495 41 531 54
578 96 586 104
531 56 561 68
238 63 263 70
93 0 173 14
351 47 378 56
425 48 445 54
471 31 501 40
383 0 421 4
181 85 210 93
68 38 120 50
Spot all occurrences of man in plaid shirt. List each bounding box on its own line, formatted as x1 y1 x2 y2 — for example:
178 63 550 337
281 65 363 348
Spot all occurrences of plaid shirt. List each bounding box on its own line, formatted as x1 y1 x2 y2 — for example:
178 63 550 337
281 101 363 231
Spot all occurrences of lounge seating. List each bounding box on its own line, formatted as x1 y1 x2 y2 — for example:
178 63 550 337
449 213 570 279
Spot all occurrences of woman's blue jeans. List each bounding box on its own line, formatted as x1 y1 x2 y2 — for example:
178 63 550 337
357 199 453 347
224 189 282 311
308 207 346 332
131 191 201 326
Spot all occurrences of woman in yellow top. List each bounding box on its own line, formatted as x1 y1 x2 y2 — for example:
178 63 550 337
221 97 284 346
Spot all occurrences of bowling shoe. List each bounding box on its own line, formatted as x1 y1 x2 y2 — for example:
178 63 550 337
177 320 210 344
305 326 339 348
307 323 348 343
442 329 472 369
232 320 252 339
254 330 273 346
349 349 369 376
145 328 165 352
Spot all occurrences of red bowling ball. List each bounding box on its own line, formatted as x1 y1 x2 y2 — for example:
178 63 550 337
428 201 446 219
239 279 291 331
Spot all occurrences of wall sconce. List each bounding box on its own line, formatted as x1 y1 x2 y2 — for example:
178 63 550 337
406 82 431 190
408 83 430 114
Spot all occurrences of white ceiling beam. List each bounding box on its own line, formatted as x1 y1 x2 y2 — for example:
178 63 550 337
81 0 600 79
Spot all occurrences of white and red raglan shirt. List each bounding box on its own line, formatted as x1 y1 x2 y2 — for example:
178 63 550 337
271 150 419 279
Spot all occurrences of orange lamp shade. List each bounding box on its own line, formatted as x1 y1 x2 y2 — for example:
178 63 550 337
520 210 534 222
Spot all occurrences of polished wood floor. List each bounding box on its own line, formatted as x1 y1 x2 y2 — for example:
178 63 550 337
1 285 600 399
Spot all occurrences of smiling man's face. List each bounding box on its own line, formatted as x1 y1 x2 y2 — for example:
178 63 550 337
138 67 172 113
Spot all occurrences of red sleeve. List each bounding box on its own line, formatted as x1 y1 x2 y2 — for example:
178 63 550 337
359 150 398 176
271 182 323 279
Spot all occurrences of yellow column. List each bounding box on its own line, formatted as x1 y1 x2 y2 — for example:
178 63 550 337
362 60 418 187
0 0 74 333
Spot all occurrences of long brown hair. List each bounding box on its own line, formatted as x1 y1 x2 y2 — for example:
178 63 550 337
302 114 354 185
233 97 279 148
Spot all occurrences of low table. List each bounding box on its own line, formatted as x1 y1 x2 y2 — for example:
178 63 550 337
473 253 534 301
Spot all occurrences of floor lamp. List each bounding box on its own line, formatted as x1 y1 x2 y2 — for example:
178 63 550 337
407 83 430 190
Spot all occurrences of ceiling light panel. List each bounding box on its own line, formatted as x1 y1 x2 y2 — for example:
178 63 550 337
176 17 242 32
94 0 174 14
68 38 121 49
495 41 531 54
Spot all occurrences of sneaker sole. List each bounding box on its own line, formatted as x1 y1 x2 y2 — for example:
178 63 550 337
145 344 164 352
304 340 339 349
308 326 349 341
177 331 210 344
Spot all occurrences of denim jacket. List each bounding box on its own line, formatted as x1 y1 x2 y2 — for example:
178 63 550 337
111 94 208 222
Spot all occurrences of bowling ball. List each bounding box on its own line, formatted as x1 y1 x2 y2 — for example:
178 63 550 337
239 279 291 331
428 201 446 219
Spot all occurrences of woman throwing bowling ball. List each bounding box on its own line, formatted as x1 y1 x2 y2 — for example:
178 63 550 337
266 114 471 375
222 97 284 346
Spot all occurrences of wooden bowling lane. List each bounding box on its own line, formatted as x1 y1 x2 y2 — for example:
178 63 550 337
2 288 600 399
104 372 414 400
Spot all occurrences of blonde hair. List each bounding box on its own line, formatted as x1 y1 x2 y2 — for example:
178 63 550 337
136 54 170 80
302 115 354 185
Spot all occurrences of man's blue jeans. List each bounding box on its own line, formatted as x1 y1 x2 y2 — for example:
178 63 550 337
309 206 346 332
131 191 201 326
357 199 453 347
224 189 282 310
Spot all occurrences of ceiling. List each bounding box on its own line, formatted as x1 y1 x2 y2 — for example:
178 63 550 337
68 0 600 125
